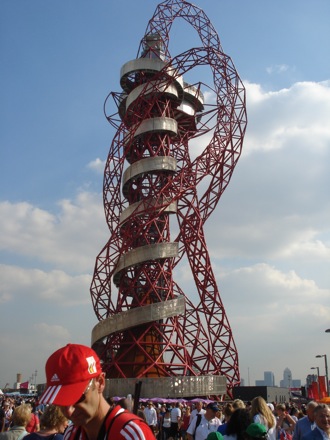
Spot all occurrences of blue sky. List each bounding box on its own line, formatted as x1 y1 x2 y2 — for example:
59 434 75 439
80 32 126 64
1 0 330 390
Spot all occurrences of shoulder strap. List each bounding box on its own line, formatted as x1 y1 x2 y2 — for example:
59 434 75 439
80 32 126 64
194 414 202 435
105 409 147 438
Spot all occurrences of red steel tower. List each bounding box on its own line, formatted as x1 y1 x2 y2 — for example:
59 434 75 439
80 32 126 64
90 0 247 398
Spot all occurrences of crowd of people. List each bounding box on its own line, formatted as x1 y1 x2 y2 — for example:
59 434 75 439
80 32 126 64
1 344 329 440
0 397 68 440
132 397 325 440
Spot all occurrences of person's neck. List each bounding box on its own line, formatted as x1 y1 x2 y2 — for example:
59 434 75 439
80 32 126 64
83 399 110 440
38 429 58 436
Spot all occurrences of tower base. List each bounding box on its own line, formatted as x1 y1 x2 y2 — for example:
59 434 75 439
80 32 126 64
104 375 227 399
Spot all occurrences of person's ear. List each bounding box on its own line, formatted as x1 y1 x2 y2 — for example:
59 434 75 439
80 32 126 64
95 373 106 393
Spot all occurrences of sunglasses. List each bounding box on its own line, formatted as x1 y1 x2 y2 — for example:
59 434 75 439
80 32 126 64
74 379 94 405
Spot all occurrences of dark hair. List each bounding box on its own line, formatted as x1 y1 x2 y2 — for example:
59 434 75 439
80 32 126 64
223 403 234 418
226 408 251 440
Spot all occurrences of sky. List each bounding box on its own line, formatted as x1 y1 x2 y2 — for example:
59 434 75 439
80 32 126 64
1 0 330 391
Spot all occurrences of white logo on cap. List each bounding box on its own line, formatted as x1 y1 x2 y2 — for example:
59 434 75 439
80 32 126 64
51 373 60 382
87 356 97 374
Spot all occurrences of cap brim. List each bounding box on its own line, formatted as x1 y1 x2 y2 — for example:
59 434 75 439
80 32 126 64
39 379 90 406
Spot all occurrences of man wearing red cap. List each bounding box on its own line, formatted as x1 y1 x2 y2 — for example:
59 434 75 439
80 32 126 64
39 344 154 440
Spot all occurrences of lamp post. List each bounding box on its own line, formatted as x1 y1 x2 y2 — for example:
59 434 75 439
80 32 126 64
311 366 320 376
324 329 330 395
316 354 329 396
311 367 320 396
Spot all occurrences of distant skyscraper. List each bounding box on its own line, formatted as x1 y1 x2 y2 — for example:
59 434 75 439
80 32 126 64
255 371 275 386
280 367 292 387
280 367 300 388
264 371 275 386
306 374 316 388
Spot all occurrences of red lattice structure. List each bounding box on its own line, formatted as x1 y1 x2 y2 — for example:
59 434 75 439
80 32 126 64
90 0 247 398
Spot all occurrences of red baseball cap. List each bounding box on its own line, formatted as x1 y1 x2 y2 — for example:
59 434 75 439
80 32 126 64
39 344 102 406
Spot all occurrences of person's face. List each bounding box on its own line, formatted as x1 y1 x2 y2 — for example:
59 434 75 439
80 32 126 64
57 420 69 434
59 374 105 428
205 408 216 420
306 405 317 421
314 408 330 431
196 402 203 411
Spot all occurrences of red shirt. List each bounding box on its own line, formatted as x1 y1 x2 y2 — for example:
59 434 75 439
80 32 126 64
64 405 154 440
26 413 40 433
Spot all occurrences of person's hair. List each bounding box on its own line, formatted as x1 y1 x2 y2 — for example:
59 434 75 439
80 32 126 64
226 408 251 440
290 407 298 416
314 404 330 415
12 404 32 426
251 396 275 428
233 399 246 409
40 405 68 431
276 404 286 412
223 403 234 418
297 411 304 419
306 401 317 411
137 409 146 421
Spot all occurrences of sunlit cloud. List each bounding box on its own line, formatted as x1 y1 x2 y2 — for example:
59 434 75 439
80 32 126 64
87 158 106 174
266 64 291 74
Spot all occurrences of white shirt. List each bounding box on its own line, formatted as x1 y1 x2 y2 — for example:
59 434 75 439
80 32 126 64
144 406 158 426
171 407 182 423
254 413 277 440
187 415 221 440
190 408 206 424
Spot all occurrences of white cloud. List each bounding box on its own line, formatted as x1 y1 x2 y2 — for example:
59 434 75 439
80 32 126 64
245 80 330 153
87 158 106 174
0 264 91 306
0 79 329 389
0 191 108 273
218 263 330 384
266 64 291 75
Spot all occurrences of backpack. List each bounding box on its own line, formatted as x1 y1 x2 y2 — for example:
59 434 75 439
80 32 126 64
69 407 151 440
105 408 151 438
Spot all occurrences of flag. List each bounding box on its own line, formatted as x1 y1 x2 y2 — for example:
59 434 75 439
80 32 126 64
20 381 29 389
318 376 327 399
308 381 319 400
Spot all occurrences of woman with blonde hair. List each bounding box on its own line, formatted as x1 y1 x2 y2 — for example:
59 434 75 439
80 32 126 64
24 406 68 440
0 404 32 440
250 397 276 440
